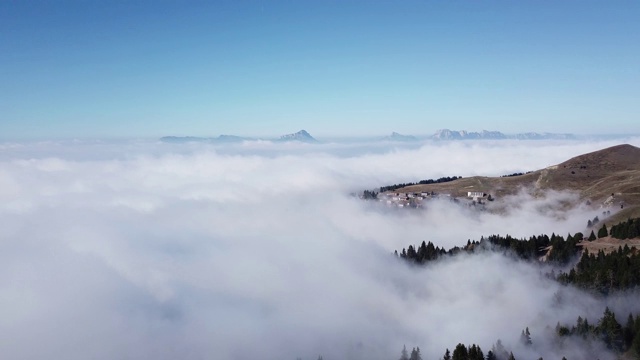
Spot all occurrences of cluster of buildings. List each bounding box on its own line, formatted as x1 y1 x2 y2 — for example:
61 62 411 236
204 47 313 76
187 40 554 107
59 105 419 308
361 190 490 209
377 191 450 208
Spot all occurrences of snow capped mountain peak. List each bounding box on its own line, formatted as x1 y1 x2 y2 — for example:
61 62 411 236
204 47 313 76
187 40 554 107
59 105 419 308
431 129 573 140
432 129 467 140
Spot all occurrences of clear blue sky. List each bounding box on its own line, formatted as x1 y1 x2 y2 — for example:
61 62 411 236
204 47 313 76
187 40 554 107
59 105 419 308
1 1 639 139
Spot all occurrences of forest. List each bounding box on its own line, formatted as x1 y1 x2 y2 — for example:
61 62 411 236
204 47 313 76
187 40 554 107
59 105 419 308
390 307 640 360
389 217 640 360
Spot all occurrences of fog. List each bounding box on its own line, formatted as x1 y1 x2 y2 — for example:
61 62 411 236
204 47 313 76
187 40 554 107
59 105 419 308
1 137 639 360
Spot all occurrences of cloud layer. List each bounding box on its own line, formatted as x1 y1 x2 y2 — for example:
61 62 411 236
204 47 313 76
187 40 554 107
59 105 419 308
1 137 639 360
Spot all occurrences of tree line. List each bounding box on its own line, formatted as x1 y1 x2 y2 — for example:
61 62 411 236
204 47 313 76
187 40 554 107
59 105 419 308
610 218 640 240
362 190 379 200
389 307 640 360
555 307 640 357
379 176 462 193
397 219 640 294
396 232 583 267
557 245 640 294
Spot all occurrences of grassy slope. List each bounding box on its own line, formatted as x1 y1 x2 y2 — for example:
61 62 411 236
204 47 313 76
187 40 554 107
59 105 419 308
397 144 640 209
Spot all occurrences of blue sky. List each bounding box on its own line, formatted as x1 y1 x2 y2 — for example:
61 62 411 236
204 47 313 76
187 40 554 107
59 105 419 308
1 1 639 139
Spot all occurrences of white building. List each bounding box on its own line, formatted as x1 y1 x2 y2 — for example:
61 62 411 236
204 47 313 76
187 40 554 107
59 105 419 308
467 191 484 201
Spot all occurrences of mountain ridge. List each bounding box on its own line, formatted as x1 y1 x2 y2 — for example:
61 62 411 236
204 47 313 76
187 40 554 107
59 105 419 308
394 144 640 216
383 132 418 142
160 129 580 143
431 129 575 140
160 130 318 144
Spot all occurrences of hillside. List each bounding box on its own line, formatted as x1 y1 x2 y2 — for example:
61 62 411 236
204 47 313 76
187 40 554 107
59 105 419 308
397 144 640 210
578 236 640 255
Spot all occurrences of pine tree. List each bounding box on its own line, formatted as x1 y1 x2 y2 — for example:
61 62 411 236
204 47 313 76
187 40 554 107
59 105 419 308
452 343 468 360
400 345 409 360
468 344 478 360
467 344 483 360
625 313 637 349
491 340 509 360
599 307 623 351
598 224 609 238
633 330 640 359
588 230 597 241
519 327 532 346
443 348 451 360
410 347 422 360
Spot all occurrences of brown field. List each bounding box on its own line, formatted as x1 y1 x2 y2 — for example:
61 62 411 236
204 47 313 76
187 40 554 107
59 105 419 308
578 236 640 255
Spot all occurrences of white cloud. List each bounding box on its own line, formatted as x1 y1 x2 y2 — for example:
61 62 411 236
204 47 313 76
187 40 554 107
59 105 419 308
0 137 639 359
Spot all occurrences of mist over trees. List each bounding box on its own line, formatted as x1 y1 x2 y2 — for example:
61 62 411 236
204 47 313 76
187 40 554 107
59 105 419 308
391 217 640 360
396 232 581 266
558 246 640 294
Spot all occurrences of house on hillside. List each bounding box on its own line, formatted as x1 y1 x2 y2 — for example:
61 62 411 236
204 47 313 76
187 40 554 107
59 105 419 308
467 191 485 201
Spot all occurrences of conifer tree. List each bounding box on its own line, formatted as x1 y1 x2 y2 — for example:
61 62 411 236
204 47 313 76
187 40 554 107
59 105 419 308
520 327 532 346
443 348 451 360
599 307 623 351
410 347 422 360
625 313 637 349
633 330 640 359
491 340 509 360
467 344 483 360
452 343 468 360
399 345 409 360
598 224 609 238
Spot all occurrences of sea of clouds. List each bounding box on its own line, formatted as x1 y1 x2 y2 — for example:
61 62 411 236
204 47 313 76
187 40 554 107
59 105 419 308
1 137 640 360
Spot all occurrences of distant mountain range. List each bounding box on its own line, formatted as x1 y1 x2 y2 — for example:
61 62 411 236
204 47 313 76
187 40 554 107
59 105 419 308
431 129 575 140
161 130 317 144
161 129 577 143
380 130 576 142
